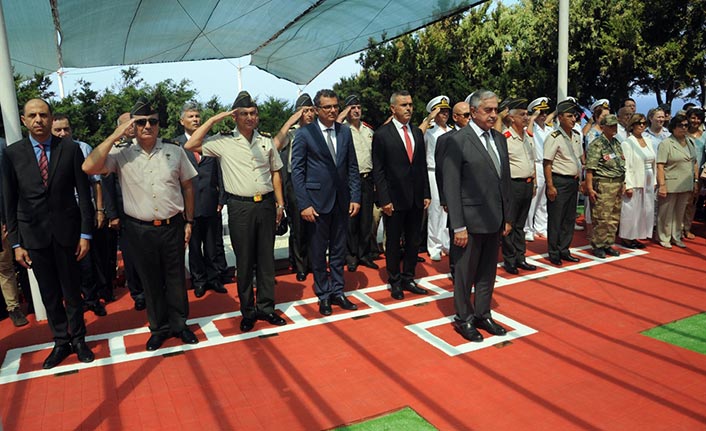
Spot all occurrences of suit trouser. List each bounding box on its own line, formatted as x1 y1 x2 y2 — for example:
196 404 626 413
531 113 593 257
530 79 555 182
311 198 348 300
213 216 229 281
188 214 223 287
502 180 534 265
346 174 374 265
92 225 117 299
454 231 499 322
547 174 579 260
119 225 143 301
227 196 276 318
384 206 423 285
657 192 691 244
29 239 86 346
125 218 188 335
0 234 20 311
285 177 309 273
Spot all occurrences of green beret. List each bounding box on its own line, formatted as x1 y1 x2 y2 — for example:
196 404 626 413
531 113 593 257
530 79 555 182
130 97 156 117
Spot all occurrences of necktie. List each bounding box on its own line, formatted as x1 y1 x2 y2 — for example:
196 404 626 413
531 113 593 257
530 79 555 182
325 128 337 165
38 143 49 187
402 125 413 163
193 151 201 164
483 131 501 175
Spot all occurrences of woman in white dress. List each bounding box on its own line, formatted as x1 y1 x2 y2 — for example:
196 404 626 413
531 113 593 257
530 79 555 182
619 114 657 248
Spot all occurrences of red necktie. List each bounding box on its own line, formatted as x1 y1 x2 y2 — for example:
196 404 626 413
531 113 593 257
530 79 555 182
402 125 413 163
193 151 201 163
38 143 49 187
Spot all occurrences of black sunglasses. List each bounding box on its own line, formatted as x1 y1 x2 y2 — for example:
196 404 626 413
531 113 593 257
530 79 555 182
134 118 159 126
458 112 471 118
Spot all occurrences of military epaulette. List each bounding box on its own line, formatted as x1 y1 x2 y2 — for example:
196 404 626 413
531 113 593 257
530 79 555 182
362 121 374 131
449 124 455 130
550 130 562 138
219 131 234 136
162 138 178 145
503 130 512 138
258 130 272 137
114 137 131 147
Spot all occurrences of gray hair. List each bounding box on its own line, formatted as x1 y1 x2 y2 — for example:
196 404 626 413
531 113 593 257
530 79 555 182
180 101 201 118
468 90 497 109
390 90 411 105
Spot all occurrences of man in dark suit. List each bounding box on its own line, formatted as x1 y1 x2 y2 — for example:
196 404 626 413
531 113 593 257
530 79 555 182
442 90 512 342
3 99 95 368
292 89 361 316
372 90 431 300
176 102 228 298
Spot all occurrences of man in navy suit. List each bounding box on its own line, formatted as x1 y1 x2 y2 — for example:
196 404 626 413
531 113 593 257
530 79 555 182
176 102 228 298
442 90 512 342
291 89 361 316
3 99 95 368
372 90 431 300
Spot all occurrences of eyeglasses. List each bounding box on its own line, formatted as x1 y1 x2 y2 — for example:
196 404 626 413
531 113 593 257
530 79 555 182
457 112 471 118
318 104 339 111
634 121 647 126
134 118 159 126
677 123 689 129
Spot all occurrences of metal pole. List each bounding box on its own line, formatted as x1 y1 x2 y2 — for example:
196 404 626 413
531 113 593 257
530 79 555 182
57 68 65 99
557 0 569 102
0 2 21 143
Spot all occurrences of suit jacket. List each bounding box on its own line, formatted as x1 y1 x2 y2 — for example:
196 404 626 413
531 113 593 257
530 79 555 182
442 126 512 234
434 128 459 207
291 121 361 214
3 135 93 249
372 121 431 210
176 134 224 218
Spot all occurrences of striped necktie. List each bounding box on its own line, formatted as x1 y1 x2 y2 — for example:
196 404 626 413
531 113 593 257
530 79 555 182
38 143 49 187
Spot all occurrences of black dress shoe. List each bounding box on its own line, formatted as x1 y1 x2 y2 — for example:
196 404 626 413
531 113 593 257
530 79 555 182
209 282 228 294
416 256 426 263
390 284 404 300
604 247 620 257
592 248 606 258
347 263 358 272
503 264 519 275
146 333 169 351
257 312 287 326
296 272 307 282
622 239 637 249
330 295 358 310
474 317 507 336
560 253 580 262
358 259 379 269
73 341 95 363
240 317 256 332
548 257 563 266
633 240 646 249
177 328 199 344
319 298 332 316
454 321 483 342
517 261 537 271
194 285 206 298
43 344 73 369
87 302 107 317
402 281 428 295
134 298 146 311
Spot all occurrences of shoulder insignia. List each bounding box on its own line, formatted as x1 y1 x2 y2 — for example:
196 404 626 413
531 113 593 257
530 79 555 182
161 138 178 145
362 121 374 131
219 131 234 136
449 124 455 130
114 137 131 147
550 130 562 138
503 130 512 138
258 130 272 137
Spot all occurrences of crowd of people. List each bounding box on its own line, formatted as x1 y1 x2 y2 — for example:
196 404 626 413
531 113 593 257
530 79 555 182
1 89 703 368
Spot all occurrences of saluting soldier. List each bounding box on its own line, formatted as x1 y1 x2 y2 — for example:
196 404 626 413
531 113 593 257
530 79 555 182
83 98 199 352
544 99 584 266
185 91 287 332
585 114 626 258
500 98 538 274
274 93 316 281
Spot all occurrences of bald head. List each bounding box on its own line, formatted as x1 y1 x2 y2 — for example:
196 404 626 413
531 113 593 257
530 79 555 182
618 107 632 126
452 102 471 128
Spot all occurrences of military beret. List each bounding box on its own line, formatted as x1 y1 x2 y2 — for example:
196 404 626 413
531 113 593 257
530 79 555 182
231 91 256 110
503 97 528 111
344 94 361 107
556 99 580 115
590 99 610 112
295 93 313 109
600 114 619 126
426 95 451 113
130 97 156 117
528 97 550 113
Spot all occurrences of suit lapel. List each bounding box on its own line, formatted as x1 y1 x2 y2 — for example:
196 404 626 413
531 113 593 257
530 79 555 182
334 123 345 166
312 123 336 166
47 136 63 186
468 128 499 178
386 122 410 163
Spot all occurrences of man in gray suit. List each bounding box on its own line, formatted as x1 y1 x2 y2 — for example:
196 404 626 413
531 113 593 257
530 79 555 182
442 90 512 342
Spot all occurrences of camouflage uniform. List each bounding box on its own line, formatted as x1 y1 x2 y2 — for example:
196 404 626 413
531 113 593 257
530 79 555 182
585 135 626 248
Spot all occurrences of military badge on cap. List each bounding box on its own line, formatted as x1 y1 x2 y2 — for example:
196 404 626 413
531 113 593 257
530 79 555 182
295 93 313 109
426 95 451 113
231 91 256 110
600 114 619 126
130 97 157 117
589 99 610 112
344 94 361 107
556 99 580 115
502 97 528 111
528 97 550 113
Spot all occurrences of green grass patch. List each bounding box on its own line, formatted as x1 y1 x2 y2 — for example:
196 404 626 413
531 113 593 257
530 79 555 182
642 312 706 355
333 407 437 431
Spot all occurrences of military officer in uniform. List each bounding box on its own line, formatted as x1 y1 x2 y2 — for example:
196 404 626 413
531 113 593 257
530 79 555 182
185 91 287 332
338 94 379 272
544 99 585 266
500 98 538 274
585 114 626 258
275 94 316 281
83 98 199 351
525 97 552 241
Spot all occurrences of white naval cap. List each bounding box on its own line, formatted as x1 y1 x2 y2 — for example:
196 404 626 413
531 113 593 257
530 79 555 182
589 98 610 112
528 97 551 113
426 95 451 113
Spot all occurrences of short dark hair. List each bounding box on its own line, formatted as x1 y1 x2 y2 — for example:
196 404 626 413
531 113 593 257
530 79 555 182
686 107 705 122
314 89 338 107
621 97 636 107
668 113 688 133
52 113 70 125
